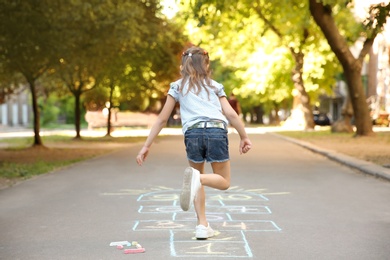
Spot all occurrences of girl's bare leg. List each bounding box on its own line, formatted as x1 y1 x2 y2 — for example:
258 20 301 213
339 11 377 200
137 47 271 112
188 161 206 226
189 160 231 226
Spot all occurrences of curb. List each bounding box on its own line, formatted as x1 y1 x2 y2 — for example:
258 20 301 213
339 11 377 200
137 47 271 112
271 133 390 182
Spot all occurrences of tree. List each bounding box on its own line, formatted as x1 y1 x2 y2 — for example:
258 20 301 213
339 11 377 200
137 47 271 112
53 0 185 137
52 0 137 139
185 0 341 129
250 0 316 128
309 0 390 136
0 0 61 146
1 0 187 140
87 0 186 136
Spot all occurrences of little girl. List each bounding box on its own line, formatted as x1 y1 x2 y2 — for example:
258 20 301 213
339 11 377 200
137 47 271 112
136 46 252 239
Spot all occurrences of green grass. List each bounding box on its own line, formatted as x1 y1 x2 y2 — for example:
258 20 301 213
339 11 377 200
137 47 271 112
277 129 355 139
41 123 83 130
0 137 32 148
277 128 390 141
0 134 147 186
1 160 81 179
1 135 146 147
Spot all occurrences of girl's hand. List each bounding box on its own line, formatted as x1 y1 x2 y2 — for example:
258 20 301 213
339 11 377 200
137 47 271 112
136 146 149 166
239 138 252 154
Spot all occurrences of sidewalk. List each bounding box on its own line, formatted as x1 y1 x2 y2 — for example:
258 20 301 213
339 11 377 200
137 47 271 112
273 132 390 181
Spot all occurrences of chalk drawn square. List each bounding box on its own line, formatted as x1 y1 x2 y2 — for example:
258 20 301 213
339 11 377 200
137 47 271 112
137 192 179 202
214 220 281 232
170 230 254 258
207 192 269 202
133 220 192 231
175 212 228 222
171 230 248 242
133 220 281 232
220 200 268 206
138 205 182 214
210 205 271 214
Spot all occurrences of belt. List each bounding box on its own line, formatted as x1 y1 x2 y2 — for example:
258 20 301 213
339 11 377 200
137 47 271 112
188 121 226 130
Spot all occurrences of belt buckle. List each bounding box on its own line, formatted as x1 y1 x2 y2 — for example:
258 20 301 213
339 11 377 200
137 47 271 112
207 121 225 129
189 122 204 130
189 121 225 130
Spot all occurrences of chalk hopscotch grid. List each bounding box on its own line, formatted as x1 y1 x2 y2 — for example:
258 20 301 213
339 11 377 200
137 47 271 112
133 219 281 232
131 189 282 258
138 205 272 214
136 190 270 202
170 230 253 257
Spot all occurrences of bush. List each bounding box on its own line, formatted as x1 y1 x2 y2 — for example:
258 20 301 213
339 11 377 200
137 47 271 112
39 95 61 126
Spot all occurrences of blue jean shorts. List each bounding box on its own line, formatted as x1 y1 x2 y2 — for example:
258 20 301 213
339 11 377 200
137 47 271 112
184 127 229 163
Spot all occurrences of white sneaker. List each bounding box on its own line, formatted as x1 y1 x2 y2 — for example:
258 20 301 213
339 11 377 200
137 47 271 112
180 167 201 211
196 223 214 240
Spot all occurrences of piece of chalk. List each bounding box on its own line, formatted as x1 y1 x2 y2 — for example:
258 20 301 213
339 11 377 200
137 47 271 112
116 245 124 249
124 248 145 254
109 241 131 247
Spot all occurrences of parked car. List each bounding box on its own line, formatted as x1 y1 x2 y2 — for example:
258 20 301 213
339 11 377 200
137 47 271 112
313 111 331 126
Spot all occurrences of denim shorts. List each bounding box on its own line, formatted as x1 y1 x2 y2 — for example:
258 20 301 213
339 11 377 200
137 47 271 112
184 127 229 163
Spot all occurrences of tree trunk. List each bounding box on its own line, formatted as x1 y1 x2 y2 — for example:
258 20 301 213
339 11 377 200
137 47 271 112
253 105 264 124
74 92 82 139
344 66 374 135
106 107 113 137
106 82 115 137
309 0 374 136
253 5 314 130
331 94 354 133
28 79 44 146
291 51 315 130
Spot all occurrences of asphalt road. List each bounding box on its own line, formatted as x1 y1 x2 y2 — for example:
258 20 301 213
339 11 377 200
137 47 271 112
1 132 390 260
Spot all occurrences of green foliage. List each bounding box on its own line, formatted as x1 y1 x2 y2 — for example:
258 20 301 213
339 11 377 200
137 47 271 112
52 0 187 114
35 92 87 126
38 95 61 126
83 87 109 111
0 0 60 79
316 0 390 42
210 59 244 95
182 0 344 116
59 96 87 124
363 2 390 38
0 0 187 139
60 97 76 124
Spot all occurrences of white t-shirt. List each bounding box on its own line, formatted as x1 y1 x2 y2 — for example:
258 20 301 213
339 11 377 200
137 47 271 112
168 79 228 134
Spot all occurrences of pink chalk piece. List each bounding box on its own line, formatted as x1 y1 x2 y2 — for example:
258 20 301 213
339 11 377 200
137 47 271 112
124 248 146 254
116 245 124 250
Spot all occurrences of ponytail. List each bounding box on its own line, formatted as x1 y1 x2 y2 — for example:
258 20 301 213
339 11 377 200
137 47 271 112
180 46 213 97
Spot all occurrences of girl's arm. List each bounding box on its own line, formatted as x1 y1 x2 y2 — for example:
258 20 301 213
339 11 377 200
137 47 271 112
220 96 252 154
136 95 176 166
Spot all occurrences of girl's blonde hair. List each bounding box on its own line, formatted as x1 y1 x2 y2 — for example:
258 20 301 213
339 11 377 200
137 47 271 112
180 46 214 96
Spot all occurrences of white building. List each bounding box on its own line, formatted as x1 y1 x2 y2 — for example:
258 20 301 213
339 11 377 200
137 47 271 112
0 86 31 128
